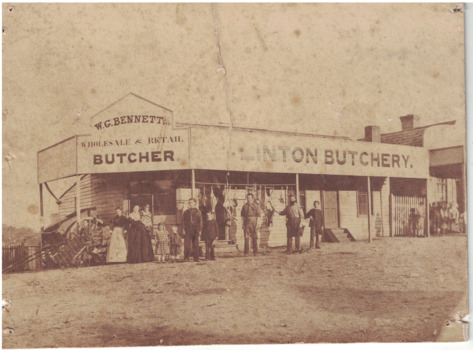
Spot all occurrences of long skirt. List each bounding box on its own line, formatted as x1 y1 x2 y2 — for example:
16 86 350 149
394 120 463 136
127 221 155 263
106 227 127 263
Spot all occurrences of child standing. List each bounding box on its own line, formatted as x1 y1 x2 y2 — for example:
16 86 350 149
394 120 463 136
168 225 182 262
408 208 418 237
155 223 170 263
202 212 219 261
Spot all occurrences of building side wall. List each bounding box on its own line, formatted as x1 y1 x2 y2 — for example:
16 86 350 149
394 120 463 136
338 191 368 241
58 175 93 220
91 174 127 224
372 190 383 237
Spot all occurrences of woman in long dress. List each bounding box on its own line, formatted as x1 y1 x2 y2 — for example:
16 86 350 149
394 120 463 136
127 205 154 263
106 208 129 263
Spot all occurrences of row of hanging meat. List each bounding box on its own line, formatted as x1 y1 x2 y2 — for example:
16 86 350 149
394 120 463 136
197 184 296 226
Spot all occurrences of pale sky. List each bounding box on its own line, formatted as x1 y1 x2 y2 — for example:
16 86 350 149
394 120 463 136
2 3 465 229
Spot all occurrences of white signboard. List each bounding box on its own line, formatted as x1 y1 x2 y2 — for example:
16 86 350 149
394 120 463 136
190 127 430 178
77 94 190 174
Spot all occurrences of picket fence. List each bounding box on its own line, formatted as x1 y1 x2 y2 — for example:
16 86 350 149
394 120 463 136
390 194 427 236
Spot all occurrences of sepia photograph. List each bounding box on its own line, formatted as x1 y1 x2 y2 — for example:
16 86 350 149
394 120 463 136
2 2 469 347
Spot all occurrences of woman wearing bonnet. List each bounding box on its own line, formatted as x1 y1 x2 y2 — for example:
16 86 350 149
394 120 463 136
127 205 154 263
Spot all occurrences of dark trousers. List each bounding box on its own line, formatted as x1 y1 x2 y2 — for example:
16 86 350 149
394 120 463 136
205 240 215 260
310 226 322 248
184 229 200 262
243 218 258 254
287 234 301 253
286 217 301 252
217 223 226 240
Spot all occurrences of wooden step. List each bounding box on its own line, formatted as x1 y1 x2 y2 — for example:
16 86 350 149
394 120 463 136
214 240 233 247
324 228 355 243
198 240 239 254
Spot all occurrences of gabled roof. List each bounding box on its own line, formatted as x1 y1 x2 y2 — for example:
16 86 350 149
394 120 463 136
89 92 173 120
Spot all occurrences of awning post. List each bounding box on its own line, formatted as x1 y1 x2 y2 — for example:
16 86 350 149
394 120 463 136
76 175 81 223
191 169 196 199
425 178 430 237
39 183 44 218
296 173 300 204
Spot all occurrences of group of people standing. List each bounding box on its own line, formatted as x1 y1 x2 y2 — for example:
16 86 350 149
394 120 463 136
181 193 324 261
104 196 464 264
106 192 324 264
106 204 181 264
106 204 155 264
406 201 464 237
429 201 464 234
241 193 324 255
182 198 219 262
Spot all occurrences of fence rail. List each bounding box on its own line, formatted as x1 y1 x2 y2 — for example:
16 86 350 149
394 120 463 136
2 243 42 273
390 194 426 236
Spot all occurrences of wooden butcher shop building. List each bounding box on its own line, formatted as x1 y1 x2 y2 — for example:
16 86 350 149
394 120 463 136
38 93 465 250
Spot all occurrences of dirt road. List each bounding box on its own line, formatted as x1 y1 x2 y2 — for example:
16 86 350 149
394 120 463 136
2 236 468 347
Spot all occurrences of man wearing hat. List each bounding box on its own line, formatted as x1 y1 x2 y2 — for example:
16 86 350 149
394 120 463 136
240 193 261 255
183 198 203 262
270 194 305 253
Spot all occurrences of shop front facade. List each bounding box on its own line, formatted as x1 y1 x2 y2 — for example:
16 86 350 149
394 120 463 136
38 93 434 247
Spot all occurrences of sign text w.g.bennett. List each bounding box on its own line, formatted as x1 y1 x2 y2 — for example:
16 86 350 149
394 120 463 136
94 115 170 130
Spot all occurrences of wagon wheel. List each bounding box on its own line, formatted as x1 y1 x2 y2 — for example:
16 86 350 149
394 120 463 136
65 218 102 243
64 218 104 266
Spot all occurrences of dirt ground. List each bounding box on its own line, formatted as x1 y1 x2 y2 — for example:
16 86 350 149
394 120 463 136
1 235 469 347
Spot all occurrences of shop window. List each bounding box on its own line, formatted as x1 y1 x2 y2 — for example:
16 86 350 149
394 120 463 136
153 191 176 215
154 180 176 215
129 178 176 215
436 179 447 202
357 191 368 216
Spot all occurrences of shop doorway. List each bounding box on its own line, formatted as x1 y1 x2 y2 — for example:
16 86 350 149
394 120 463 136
323 190 339 228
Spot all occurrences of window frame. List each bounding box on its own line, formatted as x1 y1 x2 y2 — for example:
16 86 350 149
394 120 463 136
357 190 369 217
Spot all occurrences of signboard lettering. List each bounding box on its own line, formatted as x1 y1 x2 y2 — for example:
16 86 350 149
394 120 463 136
93 115 170 130
241 145 412 169
92 151 175 165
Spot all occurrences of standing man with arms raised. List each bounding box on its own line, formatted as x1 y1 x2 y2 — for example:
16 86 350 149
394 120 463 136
183 198 203 262
271 194 305 253
240 193 261 256
305 200 324 249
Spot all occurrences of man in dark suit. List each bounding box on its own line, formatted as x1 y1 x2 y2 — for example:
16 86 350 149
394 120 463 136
240 193 261 255
305 200 324 249
215 198 227 240
183 198 203 262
